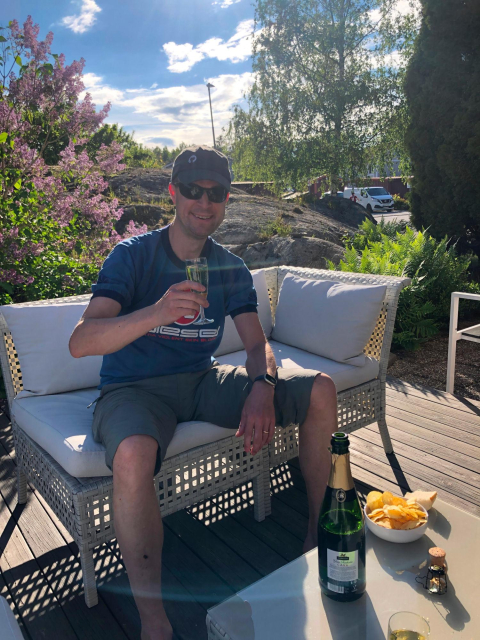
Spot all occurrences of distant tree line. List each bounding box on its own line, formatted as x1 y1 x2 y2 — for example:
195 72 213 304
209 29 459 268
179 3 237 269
86 124 189 169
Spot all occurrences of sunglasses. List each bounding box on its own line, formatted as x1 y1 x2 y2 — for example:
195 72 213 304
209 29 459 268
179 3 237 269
175 182 229 203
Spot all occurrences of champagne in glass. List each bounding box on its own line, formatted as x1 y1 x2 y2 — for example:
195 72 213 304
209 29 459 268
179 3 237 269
185 257 214 325
388 613 430 640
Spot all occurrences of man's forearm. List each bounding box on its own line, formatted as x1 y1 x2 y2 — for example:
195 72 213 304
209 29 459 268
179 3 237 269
70 306 157 357
245 340 277 381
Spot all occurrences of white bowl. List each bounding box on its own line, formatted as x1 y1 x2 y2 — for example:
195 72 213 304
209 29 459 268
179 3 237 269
364 504 428 543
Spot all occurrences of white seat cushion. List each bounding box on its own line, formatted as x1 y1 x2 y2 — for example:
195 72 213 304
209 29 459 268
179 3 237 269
11 341 379 479
216 341 379 393
11 388 235 478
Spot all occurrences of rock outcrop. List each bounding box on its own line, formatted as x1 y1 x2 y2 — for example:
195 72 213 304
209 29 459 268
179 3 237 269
228 236 346 270
107 168 371 270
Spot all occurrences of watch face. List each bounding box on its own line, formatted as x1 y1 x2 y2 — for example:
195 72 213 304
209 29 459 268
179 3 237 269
265 373 276 386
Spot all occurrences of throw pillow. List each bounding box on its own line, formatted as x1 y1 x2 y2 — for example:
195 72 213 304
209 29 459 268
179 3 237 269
271 274 386 366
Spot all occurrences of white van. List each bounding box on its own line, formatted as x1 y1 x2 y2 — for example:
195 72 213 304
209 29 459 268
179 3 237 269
344 187 394 213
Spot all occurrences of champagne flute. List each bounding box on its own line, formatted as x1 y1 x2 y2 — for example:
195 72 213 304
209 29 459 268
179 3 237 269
185 257 214 325
388 612 430 640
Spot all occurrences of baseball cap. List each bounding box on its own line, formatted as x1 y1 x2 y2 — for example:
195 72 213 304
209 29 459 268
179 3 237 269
171 145 231 190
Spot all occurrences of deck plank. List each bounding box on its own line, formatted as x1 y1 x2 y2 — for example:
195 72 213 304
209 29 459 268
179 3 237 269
385 404 480 447
378 416 480 463
165 511 262 593
387 377 480 412
386 392 480 431
352 428 480 488
0 492 78 640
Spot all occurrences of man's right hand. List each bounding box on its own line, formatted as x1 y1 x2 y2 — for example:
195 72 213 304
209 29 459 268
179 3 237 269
70 280 210 359
151 280 209 327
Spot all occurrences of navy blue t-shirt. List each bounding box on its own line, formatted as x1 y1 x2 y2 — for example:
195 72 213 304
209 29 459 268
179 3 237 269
91 225 257 388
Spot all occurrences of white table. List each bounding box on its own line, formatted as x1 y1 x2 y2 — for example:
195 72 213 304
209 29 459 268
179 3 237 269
206 499 479 639
0 596 23 640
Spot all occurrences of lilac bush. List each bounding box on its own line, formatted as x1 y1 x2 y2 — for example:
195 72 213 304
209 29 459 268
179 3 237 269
0 16 146 304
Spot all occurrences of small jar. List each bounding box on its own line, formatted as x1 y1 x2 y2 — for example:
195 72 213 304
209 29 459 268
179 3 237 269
426 547 448 595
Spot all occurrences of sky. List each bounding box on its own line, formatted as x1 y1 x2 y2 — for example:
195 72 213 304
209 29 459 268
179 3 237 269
1 0 416 150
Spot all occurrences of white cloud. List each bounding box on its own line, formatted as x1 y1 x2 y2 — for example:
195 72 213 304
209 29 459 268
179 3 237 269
212 0 241 8
150 82 158 89
163 19 255 73
370 0 420 24
61 0 101 34
80 71 254 148
81 72 124 103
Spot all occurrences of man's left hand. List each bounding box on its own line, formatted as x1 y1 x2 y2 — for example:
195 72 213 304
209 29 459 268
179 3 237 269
236 382 276 456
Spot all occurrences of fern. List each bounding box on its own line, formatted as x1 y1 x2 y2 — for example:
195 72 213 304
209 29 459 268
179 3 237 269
329 224 479 350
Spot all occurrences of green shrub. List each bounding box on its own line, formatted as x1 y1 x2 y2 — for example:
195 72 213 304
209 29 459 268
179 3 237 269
393 194 410 211
345 218 408 251
328 220 479 350
259 217 292 241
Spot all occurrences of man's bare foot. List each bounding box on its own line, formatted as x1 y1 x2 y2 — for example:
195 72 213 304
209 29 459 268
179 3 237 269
140 619 173 640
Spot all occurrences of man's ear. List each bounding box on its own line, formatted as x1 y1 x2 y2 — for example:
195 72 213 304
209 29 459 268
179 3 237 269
168 182 176 204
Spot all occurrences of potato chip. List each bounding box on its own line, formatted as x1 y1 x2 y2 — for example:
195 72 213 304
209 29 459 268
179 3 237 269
366 491 384 512
382 491 395 505
367 489 427 535
383 505 408 520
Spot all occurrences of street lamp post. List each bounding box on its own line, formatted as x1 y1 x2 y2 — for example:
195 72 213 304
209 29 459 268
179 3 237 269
206 82 216 149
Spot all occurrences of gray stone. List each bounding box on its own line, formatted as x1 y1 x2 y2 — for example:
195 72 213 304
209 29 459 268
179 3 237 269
115 204 167 233
235 236 345 270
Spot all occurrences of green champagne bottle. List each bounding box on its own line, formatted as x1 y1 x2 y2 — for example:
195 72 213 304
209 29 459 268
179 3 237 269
318 432 366 601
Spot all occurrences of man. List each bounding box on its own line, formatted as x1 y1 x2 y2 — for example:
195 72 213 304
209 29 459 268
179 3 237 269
69 146 337 640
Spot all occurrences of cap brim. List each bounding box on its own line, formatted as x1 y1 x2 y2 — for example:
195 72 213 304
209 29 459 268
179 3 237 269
177 169 230 191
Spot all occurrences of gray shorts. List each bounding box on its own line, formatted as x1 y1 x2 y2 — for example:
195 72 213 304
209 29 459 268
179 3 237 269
91 364 319 475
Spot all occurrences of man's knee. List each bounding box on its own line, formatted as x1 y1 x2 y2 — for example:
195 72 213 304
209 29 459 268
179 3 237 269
309 373 337 412
113 434 158 485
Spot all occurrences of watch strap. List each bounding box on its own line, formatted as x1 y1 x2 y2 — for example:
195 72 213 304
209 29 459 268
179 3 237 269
253 373 277 387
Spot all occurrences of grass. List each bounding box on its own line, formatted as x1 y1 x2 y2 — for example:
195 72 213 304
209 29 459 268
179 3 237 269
258 216 292 241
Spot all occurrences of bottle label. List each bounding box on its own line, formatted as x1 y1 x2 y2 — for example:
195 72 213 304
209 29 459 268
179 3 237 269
327 549 358 583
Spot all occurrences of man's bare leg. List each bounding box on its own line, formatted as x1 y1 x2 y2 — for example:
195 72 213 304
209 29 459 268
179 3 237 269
113 435 173 640
298 373 337 553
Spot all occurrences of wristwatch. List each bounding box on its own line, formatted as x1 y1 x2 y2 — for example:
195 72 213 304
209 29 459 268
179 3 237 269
253 372 277 388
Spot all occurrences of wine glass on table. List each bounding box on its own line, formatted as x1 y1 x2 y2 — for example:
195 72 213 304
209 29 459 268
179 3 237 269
185 257 214 325
388 612 430 640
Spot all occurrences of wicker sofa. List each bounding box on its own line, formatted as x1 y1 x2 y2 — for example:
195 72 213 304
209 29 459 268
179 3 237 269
0 265 409 608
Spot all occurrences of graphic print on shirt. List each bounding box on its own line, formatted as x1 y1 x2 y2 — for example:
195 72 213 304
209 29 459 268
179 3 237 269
174 310 200 325
148 324 220 342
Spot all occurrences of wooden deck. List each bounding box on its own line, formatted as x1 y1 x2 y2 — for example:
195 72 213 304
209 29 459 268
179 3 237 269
1 378 479 640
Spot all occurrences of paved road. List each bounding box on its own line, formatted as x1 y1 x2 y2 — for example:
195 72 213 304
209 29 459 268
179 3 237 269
373 210 411 224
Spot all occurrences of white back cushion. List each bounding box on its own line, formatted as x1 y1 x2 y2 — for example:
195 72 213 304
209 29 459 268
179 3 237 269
1 301 101 398
271 274 386 366
214 269 273 357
